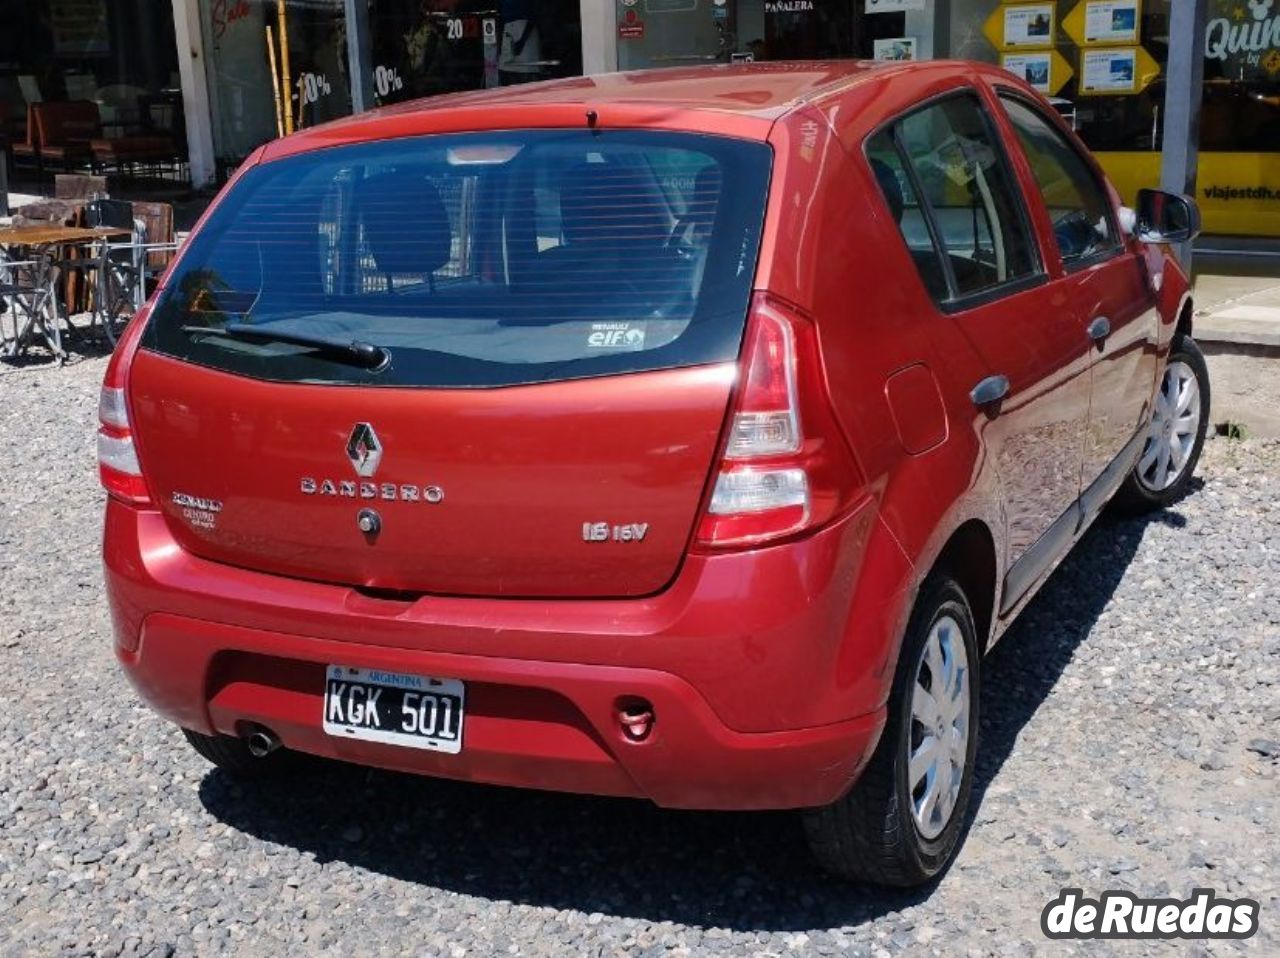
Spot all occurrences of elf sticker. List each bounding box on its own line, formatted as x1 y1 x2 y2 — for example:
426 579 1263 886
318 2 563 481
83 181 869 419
587 322 646 350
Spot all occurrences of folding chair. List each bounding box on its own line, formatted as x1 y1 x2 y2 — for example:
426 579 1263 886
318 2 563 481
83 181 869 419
0 253 62 361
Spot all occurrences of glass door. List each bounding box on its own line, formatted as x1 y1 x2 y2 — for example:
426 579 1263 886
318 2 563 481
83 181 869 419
616 1 730 71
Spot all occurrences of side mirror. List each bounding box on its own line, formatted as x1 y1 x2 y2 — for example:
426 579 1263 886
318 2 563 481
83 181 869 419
1134 188 1202 244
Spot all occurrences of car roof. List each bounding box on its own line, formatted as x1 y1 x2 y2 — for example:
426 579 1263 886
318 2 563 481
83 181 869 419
368 61 890 120
261 61 1003 162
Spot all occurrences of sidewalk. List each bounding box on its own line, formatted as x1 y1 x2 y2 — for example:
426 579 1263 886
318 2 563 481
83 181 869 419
1193 272 1280 348
1192 270 1280 439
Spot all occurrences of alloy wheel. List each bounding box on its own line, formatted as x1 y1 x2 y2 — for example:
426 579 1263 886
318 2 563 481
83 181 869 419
908 614 970 840
1137 360 1201 493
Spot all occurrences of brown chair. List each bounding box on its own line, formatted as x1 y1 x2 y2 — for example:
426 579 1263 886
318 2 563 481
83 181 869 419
129 200 176 273
89 133 177 177
11 101 99 179
54 173 108 199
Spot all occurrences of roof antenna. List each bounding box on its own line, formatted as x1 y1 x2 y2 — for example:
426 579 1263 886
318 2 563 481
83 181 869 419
585 109 599 132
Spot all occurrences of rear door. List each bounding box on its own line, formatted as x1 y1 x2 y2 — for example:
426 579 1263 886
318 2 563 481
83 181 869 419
867 92 1091 607
130 129 771 597
994 92 1158 511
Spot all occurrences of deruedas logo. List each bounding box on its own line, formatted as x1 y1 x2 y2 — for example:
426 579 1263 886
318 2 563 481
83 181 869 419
1042 888 1260 940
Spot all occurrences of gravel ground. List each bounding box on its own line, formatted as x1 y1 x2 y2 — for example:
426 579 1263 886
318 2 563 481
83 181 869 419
1 352 1277 957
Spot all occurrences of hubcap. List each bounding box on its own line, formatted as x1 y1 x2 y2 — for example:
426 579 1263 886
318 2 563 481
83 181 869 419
1137 360 1201 493
908 615 970 840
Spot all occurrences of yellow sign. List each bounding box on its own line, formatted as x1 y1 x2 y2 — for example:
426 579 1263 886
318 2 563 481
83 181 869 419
1077 46 1160 95
1000 50 1075 95
983 2 1057 51
1096 151 1280 237
1063 0 1143 48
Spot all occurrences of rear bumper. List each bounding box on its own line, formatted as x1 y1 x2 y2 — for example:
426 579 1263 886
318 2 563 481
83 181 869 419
121 613 883 809
105 496 912 810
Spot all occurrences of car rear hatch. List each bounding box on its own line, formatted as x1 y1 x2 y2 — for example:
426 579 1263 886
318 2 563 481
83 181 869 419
129 128 771 597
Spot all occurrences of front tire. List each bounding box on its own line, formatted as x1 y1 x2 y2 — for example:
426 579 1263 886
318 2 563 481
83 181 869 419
803 576 980 886
1115 335 1210 512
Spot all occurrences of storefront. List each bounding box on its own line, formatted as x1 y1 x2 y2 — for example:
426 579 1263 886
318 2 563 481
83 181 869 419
944 0 1279 238
168 0 1276 240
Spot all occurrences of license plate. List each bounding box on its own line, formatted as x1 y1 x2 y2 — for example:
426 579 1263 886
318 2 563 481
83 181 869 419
322 665 464 754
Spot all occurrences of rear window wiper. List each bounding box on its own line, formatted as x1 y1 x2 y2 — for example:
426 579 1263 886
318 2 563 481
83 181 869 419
181 323 390 370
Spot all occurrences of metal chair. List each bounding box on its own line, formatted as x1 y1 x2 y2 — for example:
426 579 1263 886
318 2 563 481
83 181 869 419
0 253 61 361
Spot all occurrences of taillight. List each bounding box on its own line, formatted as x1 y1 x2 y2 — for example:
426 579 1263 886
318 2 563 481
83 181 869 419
694 294 861 549
98 309 153 506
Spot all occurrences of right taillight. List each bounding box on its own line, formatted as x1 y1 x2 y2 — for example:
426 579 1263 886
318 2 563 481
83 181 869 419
694 293 861 550
97 309 153 506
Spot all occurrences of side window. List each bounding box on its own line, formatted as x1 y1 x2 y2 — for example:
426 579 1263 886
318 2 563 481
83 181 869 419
999 95 1121 266
867 94 1040 304
866 132 949 302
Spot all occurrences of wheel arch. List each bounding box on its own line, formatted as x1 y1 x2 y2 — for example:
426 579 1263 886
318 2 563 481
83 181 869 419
928 519 999 653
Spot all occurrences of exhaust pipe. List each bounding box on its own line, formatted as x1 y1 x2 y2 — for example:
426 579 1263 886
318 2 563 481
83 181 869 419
246 728 281 758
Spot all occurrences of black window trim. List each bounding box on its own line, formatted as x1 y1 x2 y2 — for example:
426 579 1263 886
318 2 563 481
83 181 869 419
993 86 1127 275
862 87 1048 314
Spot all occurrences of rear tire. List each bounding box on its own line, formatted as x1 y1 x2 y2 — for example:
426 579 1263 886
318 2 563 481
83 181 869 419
182 728 292 778
802 576 980 886
1114 335 1210 513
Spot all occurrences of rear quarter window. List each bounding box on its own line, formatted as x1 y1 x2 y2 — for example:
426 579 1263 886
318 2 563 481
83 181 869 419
145 130 771 388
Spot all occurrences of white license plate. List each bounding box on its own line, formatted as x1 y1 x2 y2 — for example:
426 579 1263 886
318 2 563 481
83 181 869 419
322 665 465 754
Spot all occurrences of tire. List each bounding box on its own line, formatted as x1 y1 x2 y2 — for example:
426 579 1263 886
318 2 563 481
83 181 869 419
181 728 293 778
1114 334 1210 513
802 576 980 887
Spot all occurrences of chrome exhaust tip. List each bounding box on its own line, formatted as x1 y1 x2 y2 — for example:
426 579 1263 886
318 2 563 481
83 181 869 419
246 728 281 758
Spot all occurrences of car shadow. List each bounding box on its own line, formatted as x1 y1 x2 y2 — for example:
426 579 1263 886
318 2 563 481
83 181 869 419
197 497 1195 932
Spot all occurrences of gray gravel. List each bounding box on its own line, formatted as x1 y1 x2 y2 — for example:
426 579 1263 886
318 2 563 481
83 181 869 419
2 353 1277 956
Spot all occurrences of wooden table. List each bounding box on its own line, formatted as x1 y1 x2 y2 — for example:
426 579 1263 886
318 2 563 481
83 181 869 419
0 225 132 361
0 225 130 247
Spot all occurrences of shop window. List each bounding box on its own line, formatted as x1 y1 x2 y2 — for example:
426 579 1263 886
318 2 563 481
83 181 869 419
1000 94 1121 266
0 0 185 173
201 0 352 170
369 1 582 105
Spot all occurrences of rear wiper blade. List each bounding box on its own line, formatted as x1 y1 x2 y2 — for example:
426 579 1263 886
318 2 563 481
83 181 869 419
182 323 389 370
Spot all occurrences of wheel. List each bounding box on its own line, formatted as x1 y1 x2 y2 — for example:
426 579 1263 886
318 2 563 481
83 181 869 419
1114 335 1210 512
181 728 293 778
803 576 980 886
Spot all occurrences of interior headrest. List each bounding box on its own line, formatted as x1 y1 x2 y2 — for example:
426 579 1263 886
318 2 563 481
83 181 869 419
358 170 452 275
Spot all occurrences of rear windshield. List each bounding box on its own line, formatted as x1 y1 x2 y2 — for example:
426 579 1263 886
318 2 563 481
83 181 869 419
145 130 771 387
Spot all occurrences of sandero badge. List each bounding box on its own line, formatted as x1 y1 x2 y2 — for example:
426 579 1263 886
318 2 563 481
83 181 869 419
298 423 444 503
346 423 382 477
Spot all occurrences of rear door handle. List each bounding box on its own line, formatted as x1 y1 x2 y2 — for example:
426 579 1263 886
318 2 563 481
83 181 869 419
1088 316 1112 343
970 374 1010 407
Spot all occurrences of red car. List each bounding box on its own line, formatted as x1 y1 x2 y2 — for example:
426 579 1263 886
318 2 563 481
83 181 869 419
101 62 1208 886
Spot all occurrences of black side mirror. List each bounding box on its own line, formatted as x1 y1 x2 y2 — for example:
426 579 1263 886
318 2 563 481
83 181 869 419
1135 188 1202 244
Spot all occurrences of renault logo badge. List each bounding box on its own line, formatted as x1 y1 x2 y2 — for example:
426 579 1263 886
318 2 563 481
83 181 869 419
346 423 382 478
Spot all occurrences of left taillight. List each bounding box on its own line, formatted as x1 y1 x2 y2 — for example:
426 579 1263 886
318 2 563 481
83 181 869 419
693 293 862 550
98 309 153 506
